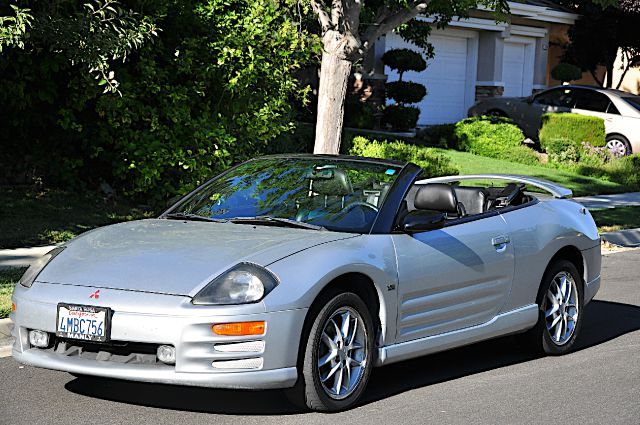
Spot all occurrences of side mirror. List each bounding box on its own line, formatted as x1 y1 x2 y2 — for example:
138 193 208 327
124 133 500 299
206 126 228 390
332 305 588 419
401 210 446 233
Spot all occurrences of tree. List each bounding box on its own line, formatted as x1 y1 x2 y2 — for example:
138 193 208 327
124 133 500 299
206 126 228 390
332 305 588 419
558 0 640 88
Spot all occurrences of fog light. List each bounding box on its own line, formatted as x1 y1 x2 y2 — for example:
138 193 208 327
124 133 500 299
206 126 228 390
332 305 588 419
28 330 49 348
157 345 176 365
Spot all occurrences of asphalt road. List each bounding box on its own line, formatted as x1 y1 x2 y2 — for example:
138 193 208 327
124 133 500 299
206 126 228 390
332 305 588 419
1 251 639 425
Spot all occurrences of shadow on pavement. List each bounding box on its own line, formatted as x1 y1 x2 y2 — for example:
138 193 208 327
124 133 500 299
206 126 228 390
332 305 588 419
64 300 640 415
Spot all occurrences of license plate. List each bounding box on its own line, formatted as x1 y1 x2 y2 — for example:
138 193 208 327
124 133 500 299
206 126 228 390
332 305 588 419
56 304 111 342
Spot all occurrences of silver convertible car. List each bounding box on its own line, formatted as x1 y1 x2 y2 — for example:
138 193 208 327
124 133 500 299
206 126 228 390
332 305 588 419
11 155 601 411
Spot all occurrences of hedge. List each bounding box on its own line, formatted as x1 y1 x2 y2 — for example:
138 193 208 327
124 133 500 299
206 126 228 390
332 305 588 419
540 113 606 154
454 116 540 165
348 136 459 178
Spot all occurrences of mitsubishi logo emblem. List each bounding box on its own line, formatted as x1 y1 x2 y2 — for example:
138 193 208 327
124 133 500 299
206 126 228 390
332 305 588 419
89 290 100 299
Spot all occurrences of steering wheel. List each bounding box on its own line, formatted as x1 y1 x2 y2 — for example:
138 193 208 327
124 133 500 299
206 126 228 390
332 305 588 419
344 201 379 213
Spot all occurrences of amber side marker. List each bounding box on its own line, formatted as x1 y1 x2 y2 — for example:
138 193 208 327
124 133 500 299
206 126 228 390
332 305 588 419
11 302 16 312
212 321 266 336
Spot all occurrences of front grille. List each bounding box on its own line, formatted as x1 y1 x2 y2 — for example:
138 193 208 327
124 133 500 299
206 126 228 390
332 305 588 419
48 337 161 365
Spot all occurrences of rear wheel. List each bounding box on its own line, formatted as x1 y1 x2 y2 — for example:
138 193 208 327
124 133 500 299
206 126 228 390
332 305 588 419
521 260 583 355
606 134 632 157
288 292 374 412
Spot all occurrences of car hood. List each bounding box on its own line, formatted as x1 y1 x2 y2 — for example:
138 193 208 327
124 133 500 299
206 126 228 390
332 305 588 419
36 219 358 296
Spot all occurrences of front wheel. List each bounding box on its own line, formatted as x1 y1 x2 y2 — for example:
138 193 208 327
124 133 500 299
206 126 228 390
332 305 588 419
521 260 584 355
289 292 375 412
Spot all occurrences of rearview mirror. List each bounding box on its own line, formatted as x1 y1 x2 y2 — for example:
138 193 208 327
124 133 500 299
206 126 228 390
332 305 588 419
401 211 446 233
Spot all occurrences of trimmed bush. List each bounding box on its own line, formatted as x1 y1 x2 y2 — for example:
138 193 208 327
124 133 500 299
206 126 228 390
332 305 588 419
540 114 606 155
385 81 428 104
551 63 582 83
344 98 377 130
349 136 459 178
383 105 420 132
381 49 427 77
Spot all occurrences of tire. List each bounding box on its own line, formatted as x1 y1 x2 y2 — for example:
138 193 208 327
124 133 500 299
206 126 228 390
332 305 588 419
606 134 632 157
287 292 375 412
521 260 584 355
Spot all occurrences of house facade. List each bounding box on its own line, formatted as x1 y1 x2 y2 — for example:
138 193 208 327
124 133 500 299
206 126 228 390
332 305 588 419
371 1 580 126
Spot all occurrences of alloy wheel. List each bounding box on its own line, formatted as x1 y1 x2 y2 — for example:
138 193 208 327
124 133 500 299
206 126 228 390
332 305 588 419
317 307 368 400
606 139 628 157
544 271 579 346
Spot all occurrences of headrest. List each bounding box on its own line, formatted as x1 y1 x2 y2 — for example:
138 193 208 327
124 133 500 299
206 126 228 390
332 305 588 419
414 184 459 213
307 167 353 196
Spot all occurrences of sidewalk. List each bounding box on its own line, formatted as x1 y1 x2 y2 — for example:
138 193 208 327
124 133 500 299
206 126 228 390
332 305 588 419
0 245 57 270
0 318 13 358
574 192 640 209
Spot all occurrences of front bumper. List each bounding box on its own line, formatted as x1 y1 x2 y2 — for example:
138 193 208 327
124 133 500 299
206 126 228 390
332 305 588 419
11 282 306 389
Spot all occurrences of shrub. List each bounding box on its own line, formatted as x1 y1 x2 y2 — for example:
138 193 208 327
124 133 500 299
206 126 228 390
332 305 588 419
545 137 581 163
383 105 420 132
539 114 606 157
344 98 377 130
381 49 427 77
603 154 640 189
385 81 427 104
264 122 315 154
551 63 582 83
416 124 457 148
349 136 459 178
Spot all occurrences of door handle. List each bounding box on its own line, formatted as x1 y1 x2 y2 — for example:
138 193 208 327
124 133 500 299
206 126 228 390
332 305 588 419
492 235 511 247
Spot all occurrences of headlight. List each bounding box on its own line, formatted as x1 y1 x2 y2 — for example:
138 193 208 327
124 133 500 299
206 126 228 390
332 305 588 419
192 263 278 305
19 246 65 288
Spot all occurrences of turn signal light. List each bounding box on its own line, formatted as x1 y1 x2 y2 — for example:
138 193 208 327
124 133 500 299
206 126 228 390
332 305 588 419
11 302 16 312
211 321 266 336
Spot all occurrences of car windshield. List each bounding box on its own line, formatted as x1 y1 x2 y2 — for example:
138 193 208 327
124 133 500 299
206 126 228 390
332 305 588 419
622 95 640 112
168 157 403 233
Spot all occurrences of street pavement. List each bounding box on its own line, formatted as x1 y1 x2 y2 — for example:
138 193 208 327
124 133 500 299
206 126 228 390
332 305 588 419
0 250 638 425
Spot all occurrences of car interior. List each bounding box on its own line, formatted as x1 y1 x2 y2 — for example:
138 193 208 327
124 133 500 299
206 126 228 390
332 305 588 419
396 182 535 228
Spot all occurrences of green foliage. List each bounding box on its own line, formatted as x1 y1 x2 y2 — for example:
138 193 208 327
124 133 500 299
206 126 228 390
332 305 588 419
264 122 315 154
551 63 582 83
349 136 459 178
416 124 457 148
0 0 317 205
385 81 427 104
0 5 32 52
344 98 377 130
545 137 582 164
0 267 25 319
382 48 427 77
453 116 538 165
602 154 640 188
383 105 420 131
540 114 606 156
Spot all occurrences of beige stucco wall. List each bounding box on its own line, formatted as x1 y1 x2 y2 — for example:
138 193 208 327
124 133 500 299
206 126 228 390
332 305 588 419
609 53 640 94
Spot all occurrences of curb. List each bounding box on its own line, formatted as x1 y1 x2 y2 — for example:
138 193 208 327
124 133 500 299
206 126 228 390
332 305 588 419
601 228 640 248
0 318 14 358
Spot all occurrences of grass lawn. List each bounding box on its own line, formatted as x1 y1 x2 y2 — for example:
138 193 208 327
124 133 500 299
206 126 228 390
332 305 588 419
0 186 155 249
0 267 25 319
590 206 640 233
436 149 632 197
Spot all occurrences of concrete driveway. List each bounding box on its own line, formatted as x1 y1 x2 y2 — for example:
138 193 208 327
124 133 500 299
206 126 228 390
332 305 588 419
1 250 638 425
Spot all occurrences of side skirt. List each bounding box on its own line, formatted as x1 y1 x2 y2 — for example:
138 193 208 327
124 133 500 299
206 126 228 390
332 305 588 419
376 304 539 366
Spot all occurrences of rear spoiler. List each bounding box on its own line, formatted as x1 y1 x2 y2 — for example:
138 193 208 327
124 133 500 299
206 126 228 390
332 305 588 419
417 174 573 199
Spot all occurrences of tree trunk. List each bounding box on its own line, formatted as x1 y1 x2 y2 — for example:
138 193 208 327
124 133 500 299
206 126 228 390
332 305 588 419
314 31 354 155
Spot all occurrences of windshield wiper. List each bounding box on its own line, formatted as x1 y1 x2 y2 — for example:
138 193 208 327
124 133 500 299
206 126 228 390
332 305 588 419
163 213 227 223
229 216 326 231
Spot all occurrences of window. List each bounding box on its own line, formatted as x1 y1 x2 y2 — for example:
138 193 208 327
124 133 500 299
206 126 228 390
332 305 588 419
573 89 613 113
534 88 575 108
622 95 640 112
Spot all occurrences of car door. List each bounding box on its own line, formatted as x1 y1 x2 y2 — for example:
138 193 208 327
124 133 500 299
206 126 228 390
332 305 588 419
571 88 624 137
391 213 515 343
517 87 575 138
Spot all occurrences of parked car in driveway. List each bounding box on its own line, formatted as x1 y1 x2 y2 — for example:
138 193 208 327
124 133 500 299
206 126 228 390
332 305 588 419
11 155 601 411
469 85 640 156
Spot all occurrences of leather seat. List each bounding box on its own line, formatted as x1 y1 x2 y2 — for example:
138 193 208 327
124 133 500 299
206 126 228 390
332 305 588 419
414 184 465 217
453 187 488 216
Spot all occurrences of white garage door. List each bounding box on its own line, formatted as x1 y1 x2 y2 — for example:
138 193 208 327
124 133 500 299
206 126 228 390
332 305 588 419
503 40 535 97
385 31 477 125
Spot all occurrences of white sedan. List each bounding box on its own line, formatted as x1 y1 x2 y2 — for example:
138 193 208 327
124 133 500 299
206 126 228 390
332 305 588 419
469 85 640 156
